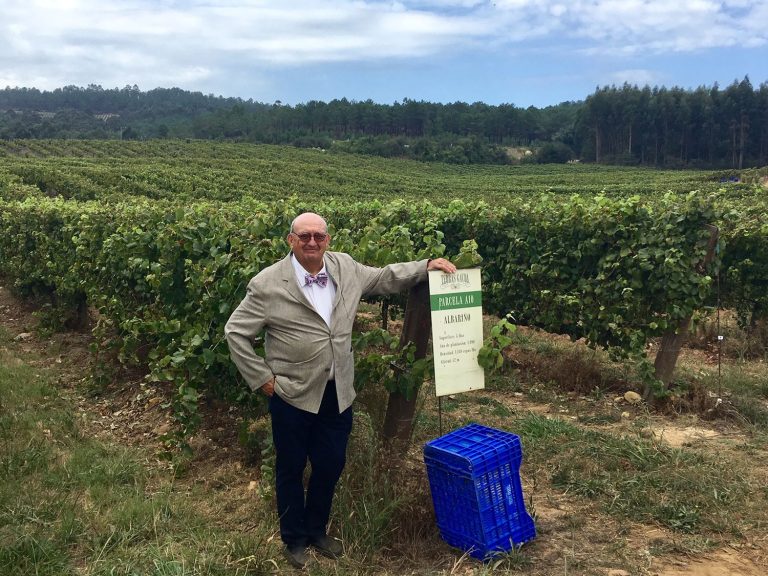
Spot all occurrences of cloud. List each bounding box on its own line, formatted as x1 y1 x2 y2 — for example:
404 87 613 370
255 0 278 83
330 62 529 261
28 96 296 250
0 0 765 95
607 69 662 87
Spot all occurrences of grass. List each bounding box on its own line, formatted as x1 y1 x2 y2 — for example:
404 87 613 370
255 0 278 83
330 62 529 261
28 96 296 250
335 412 405 565
504 328 639 397
702 366 768 428
402 321 768 568
0 343 276 576
533 414 751 533
3 309 768 575
333 383 766 571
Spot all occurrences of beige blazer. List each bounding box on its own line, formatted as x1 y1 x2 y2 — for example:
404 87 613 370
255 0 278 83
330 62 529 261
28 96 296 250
225 252 429 414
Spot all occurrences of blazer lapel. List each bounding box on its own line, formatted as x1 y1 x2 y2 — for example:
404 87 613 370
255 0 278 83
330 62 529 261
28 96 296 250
325 253 343 309
279 254 314 310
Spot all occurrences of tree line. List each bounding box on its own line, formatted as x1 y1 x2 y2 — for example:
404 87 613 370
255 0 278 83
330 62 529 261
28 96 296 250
1 79 766 167
576 78 768 169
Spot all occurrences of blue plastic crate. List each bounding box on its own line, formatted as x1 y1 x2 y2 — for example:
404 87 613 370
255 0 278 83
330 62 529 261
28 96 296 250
424 423 536 560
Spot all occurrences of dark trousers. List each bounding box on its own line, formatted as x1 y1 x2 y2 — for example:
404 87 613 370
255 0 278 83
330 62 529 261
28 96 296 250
269 380 353 547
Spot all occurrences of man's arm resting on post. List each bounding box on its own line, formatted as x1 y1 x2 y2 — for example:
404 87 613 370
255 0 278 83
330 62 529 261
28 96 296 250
355 256 458 297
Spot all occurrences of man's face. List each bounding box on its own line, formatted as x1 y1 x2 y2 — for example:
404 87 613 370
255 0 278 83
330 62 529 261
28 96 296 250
287 214 330 273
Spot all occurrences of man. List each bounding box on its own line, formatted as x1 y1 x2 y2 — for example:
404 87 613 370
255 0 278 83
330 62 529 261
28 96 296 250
225 212 456 568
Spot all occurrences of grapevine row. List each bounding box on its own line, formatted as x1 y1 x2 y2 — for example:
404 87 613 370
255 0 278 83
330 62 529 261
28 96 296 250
1 141 766 445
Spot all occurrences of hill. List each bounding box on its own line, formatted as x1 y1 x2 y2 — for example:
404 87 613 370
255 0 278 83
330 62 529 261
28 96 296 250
1 79 767 169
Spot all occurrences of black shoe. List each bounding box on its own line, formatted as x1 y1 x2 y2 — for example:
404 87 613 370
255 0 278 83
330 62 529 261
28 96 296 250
283 545 309 569
309 535 343 559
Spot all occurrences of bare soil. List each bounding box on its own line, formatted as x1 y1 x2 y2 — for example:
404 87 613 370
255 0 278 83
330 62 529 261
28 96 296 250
2 280 766 575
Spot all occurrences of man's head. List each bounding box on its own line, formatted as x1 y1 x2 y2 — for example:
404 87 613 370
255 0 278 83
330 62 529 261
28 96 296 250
287 212 331 274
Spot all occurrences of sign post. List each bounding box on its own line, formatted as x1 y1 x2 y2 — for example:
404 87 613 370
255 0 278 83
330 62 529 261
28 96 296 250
428 268 485 398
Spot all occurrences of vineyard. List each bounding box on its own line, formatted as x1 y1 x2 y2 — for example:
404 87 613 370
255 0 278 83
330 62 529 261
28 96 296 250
1 140 767 432
0 138 746 202
2 140 768 574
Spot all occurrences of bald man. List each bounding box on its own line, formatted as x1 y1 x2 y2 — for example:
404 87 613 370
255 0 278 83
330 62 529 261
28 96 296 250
225 212 455 568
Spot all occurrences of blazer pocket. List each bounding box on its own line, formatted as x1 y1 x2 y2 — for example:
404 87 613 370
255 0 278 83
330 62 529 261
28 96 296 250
274 375 303 400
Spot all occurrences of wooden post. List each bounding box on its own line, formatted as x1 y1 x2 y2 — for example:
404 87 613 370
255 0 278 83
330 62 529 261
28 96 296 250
382 281 431 446
648 224 719 400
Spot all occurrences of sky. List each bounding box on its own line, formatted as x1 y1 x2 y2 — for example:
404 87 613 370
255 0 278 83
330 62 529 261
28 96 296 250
2 0 767 108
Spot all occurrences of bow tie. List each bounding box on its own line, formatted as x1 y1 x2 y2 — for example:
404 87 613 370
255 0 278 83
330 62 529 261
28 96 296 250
304 272 329 288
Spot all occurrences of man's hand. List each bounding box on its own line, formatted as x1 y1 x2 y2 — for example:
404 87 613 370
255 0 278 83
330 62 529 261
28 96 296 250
427 257 457 274
261 378 275 397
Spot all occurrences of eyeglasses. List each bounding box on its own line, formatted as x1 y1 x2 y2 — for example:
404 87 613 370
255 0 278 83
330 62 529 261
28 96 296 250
292 232 328 243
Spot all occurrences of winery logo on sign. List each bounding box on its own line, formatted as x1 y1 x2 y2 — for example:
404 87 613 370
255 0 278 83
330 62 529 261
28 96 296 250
440 272 471 291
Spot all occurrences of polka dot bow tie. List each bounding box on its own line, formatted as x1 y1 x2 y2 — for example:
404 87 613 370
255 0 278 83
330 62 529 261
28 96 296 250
304 272 329 288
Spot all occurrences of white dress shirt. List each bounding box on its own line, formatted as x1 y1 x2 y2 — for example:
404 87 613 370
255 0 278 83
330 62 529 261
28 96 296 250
291 255 337 379
290 254 336 327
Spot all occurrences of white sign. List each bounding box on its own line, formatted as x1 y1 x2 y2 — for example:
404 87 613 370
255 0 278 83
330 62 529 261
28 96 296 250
429 268 485 397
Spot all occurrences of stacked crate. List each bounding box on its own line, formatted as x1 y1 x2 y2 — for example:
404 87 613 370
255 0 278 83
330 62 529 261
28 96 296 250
424 423 536 560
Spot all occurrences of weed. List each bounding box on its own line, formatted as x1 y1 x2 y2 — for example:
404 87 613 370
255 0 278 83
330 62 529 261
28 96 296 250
482 545 533 572
656 503 701 532
440 397 460 413
698 366 768 429
577 411 621 425
648 534 716 556
0 535 70 576
692 309 768 360
729 396 768 428
464 396 515 418
335 413 404 562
